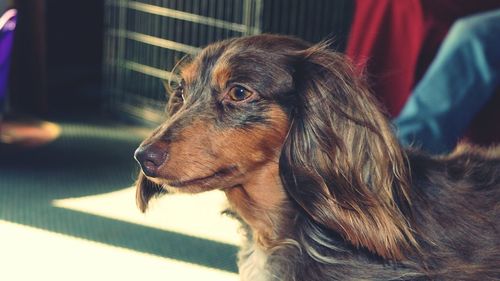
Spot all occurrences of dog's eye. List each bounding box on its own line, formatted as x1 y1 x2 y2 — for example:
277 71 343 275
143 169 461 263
227 86 252 102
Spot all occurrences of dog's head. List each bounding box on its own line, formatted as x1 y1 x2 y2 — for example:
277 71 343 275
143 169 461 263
134 35 416 260
134 36 304 203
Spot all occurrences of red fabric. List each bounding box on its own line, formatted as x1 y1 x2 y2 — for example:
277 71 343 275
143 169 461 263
346 0 500 117
346 0 425 117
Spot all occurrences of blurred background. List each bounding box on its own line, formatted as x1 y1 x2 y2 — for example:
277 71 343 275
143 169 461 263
0 0 499 280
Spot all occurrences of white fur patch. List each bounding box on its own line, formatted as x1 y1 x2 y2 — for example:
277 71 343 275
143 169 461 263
238 243 270 281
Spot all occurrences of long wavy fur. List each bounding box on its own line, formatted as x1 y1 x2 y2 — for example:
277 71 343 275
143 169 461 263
280 43 417 260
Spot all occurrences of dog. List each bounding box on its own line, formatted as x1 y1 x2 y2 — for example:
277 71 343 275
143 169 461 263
134 35 500 281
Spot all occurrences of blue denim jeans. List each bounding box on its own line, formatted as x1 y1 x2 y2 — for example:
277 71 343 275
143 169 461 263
394 9 500 154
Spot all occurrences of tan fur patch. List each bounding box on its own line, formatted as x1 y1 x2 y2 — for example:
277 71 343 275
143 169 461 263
211 60 232 90
180 61 199 85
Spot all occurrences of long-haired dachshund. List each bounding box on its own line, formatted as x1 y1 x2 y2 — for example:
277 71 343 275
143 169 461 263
134 35 500 281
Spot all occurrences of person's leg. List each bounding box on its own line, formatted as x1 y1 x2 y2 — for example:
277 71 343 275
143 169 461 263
394 9 500 154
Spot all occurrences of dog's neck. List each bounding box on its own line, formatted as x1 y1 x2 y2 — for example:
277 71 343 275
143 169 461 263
224 161 291 248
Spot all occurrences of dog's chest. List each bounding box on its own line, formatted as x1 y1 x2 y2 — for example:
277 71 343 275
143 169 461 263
238 243 272 281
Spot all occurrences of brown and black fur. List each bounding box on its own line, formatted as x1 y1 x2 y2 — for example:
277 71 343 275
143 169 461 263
134 35 500 281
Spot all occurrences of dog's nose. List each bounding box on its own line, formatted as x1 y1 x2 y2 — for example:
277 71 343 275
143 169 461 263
134 143 168 177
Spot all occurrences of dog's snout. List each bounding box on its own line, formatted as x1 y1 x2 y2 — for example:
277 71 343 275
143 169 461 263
134 143 168 177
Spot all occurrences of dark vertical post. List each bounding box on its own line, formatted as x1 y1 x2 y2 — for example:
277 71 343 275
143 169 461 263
10 0 47 115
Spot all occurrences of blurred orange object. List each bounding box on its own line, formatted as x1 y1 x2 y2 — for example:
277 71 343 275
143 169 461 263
0 119 60 147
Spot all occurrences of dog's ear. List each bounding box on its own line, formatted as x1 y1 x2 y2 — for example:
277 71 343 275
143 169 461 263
280 43 417 260
135 172 166 212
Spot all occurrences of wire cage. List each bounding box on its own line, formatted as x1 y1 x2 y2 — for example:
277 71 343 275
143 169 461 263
103 0 352 124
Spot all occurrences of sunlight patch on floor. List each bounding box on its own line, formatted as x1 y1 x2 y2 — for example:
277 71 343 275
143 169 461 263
52 187 242 246
0 220 238 281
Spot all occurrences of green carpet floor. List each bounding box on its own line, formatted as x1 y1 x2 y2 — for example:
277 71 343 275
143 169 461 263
0 118 238 273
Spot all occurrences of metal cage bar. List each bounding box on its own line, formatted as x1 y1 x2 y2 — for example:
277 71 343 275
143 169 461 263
103 0 352 124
